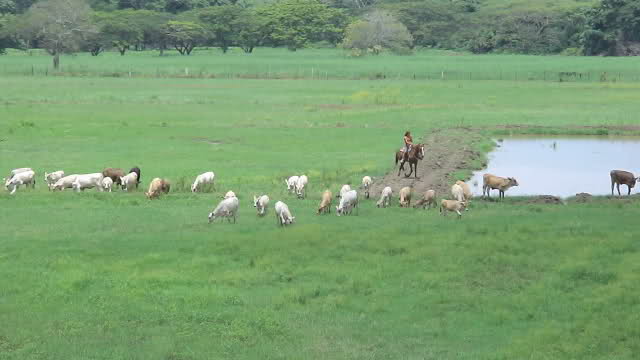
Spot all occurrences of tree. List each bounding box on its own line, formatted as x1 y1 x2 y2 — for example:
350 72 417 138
234 8 264 53
163 20 206 54
196 5 243 53
257 0 348 51
20 0 95 69
94 11 143 55
341 10 413 55
583 0 640 55
384 1 459 48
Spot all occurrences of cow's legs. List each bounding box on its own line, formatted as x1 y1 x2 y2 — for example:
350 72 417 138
617 183 621 196
628 185 632 196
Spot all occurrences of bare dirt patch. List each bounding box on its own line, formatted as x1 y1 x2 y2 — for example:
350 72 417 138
370 127 487 199
573 193 593 203
524 195 564 205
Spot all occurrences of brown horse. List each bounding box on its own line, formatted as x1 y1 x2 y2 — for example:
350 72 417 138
396 144 425 178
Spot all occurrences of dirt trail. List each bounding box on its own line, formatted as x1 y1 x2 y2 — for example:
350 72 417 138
370 128 486 201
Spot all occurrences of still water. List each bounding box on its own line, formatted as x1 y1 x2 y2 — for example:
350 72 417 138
468 137 640 198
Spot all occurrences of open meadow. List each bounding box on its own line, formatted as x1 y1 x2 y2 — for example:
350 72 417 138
1 49 640 359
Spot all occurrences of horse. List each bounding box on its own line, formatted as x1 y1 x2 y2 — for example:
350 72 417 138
396 143 425 178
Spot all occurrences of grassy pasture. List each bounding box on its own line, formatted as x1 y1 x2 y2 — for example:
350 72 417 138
1 52 640 359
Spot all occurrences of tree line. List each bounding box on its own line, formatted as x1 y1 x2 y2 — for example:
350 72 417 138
0 0 638 68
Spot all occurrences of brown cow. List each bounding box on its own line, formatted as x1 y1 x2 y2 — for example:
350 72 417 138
610 170 638 196
483 174 519 199
102 168 125 186
145 178 170 199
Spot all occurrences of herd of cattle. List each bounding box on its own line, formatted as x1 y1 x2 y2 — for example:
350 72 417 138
4 167 638 224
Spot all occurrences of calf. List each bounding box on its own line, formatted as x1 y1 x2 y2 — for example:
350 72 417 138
102 168 125 186
128 166 141 188
362 176 372 199
336 190 358 216
483 174 519 199
295 175 308 199
376 186 392 208
285 176 299 194
610 170 638 196
317 189 332 214
413 190 436 209
399 187 412 208
101 177 114 192
145 178 170 199
52 174 78 191
253 194 270 216
337 184 351 198
119 172 138 192
72 173 104 192
191 171 215 192
44 170 65 190
451 184 464 202
5 170 35 195
208 196 239 224
275 200 295 226
440 199 466 219
223 190 236 199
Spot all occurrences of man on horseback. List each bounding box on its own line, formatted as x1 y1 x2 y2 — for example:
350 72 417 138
402 131 413 161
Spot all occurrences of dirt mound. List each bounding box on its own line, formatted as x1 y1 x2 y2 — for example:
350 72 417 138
574 193 593 203
370 128 486 199
525 195 563 205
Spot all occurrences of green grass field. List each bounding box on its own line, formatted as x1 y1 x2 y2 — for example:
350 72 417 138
1 51 640 359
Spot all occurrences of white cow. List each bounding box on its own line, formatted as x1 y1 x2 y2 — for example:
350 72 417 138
451 184 464 202
285 175 299 193
362 176 372 198
52 174 78 191
191 171 215 192
208 196 239 223
295 175 308 198
337 184 351 198
275 201 295 226
120 172 138 192
72 173 104 192
253 194 270 216
336 189 358 216
376 186 393 208
7 168 33 179
44 170 65 190
5 170 35 195
223 190 236 199
101 177 114 192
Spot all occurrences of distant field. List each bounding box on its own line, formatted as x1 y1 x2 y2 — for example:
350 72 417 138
1 55 640 359
3 47 640 81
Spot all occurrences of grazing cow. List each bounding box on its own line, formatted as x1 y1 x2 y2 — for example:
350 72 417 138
223 190 236 199
191 171 215 192
102 168 125 186
456 180 472 202
440 200 466 219
275 200 295 226
376 186 393 208
72 173 105 192
119 172 138 192
451 184 464 202
209 196 239 224
44 170 65 190
52 174 78 191
253 194 270 216
8 168 33 178
362 176 372 199
337 184 351 198
413 190 436 209
5 170 35 195
483 174 519 199
399 187 412 208
145 178 170 199
317 189 332 214
295 175 308 199
128 167 141 188
610 170 638 196
101 177 114 192
285 176 299 193
336 190 358 216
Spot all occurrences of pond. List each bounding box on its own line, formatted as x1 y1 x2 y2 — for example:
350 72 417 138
468 136 640 198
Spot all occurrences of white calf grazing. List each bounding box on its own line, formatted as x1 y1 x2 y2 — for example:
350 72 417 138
72 173 104 192
295 175 308 198
451 184 464 202
191 171 215 192
362 176 372 198
253 194 270 216
440 200 467 219
285 176 299 193
336 190 358 216
6 168 33 181
5 170 35 195
208 196 239 224
44 170 65 190
399 187 412 207
338 184 351 198
223 190 236 199
376 186 393 208
52 174 78 191
101 177 114 192
275 200 295 226
119 172 138 192
317 189 332 214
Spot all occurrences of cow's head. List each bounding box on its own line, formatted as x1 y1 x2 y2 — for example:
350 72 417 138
508 177 519 187
253 196 259 207
191 183 198 193
208 212 216 223
336 206 343 216
287 216 295 225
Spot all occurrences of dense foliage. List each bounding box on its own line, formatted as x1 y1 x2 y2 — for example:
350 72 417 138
0 0 638 57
